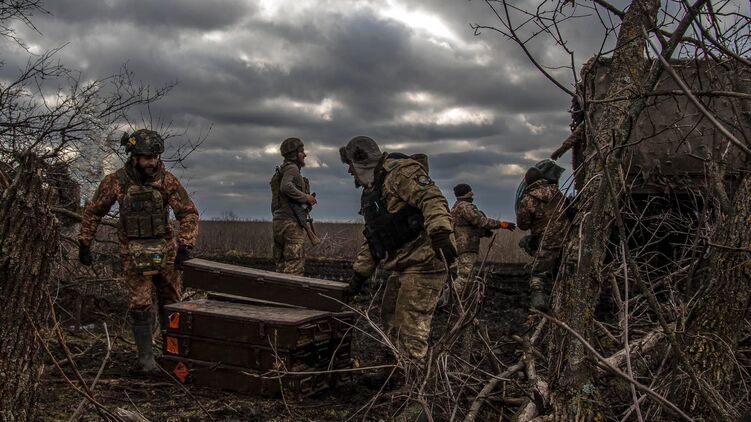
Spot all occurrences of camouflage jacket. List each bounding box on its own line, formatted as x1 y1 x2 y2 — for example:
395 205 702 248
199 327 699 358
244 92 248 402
79 160 199 248
353 156 455 276
271 160 309 221
516 180 567 249
451 199 500 254
551 124 584 160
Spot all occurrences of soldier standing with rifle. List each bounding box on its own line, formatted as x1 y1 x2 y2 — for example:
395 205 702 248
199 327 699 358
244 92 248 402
341 136 456 361
78 129 199 373
270 137 319 276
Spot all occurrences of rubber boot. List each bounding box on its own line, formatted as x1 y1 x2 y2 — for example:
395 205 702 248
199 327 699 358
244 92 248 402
131 309 159 373
529 288 550 311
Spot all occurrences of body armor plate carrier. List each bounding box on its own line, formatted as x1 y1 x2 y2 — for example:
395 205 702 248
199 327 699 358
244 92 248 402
118 168 169 274
360 154 425 262
118 168 169 239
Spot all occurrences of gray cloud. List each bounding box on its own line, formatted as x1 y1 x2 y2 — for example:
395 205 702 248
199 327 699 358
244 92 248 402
4 0 611 220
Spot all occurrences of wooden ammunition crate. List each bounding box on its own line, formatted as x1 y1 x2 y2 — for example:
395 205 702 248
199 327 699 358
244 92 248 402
162 333 351 371
161 356 330 398
163 299 336 349
183 258 349 312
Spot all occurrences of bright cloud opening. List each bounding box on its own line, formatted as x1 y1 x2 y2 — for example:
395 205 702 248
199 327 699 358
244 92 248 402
401 107 494 126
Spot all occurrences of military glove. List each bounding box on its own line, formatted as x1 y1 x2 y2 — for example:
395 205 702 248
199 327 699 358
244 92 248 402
78 242 93 266
430 230 457 266
345 272 369 297
175 245 192 270
500 221 516 231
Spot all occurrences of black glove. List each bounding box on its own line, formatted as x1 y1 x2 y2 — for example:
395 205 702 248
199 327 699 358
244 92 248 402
430 230 457 266
175 245 192 270
79 242 93 266
345 272 369 297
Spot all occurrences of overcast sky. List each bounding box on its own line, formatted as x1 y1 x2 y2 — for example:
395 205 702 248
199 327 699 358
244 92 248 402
4 0 617 221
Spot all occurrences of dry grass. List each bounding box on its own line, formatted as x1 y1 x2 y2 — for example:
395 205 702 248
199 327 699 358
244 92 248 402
195 220 530 264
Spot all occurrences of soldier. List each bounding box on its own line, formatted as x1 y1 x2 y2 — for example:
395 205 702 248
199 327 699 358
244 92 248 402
515 162 569 310
550 123 584 161
78 129 199 372
451 183 515 298
270 137 317 275
341 136 456 361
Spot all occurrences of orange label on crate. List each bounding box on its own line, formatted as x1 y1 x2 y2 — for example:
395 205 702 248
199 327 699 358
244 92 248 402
173 362 189 383
166 336 179 354
168 312 180 329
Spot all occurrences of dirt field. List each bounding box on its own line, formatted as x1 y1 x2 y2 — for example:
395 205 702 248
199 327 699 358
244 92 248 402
37 254 532 422
196 220 531 264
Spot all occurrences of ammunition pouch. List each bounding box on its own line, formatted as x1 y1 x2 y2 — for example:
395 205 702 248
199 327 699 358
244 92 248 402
360 187 424 262
120 179 169 239
518 234 540 257
127 238 168 275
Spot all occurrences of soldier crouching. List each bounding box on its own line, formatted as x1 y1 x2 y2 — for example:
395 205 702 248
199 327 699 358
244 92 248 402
78 129 199 373
340 136 457 361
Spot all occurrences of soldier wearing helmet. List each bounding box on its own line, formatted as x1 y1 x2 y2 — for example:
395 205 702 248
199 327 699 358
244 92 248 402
340 135 456 361
515 160 569 310
270 137 317 275
78 129 199 373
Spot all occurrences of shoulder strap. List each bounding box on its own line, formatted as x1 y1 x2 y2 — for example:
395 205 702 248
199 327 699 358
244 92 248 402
116 168 130 192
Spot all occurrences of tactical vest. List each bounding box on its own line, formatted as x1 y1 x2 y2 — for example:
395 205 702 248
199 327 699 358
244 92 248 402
270 163 310 217
117 168 169 239
270 167 282 213
360 154 425 262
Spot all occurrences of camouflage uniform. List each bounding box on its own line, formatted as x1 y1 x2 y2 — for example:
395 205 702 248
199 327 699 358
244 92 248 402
516 179 568 290
450 199 502 296
79 160 199 310
353 155 454 360
550 124 585 161
271 160 310 275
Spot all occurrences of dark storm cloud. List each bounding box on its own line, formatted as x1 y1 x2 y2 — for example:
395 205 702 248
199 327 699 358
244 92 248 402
41 0 253 30
4 0 610 219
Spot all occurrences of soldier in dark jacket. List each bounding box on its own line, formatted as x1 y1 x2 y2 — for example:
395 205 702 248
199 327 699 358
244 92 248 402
451 183 515 297
78 129 199 372
516 166 569 310
270 137 317 275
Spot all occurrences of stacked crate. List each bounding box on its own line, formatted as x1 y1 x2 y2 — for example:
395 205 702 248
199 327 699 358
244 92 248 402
161 259 354 397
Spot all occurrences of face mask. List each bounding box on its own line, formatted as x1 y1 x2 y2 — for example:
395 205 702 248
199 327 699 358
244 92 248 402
351 163 376 189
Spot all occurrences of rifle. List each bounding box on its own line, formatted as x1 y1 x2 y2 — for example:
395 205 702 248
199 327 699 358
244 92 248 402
290 193 322 246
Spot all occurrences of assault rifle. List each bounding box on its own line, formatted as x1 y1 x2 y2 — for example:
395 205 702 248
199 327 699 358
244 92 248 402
290 193 321 246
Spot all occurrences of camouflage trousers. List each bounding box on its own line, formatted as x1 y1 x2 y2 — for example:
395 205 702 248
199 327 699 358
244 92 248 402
529 243 562 290
452 252 479 298
381 270 447 360
273 218 305 275
121 239 181 311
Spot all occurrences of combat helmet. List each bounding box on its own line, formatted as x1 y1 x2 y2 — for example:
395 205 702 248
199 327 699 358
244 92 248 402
120 129 165 156
280 137 304 158
339 136 382 167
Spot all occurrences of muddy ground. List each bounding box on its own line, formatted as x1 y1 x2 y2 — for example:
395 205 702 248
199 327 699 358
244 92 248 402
36 256 532 421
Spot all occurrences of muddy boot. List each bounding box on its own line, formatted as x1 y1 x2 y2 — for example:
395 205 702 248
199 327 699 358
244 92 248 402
529 288 549 311
131 309 159 374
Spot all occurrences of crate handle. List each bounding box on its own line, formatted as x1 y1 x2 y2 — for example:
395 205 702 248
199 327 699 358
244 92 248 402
317 321 332 333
